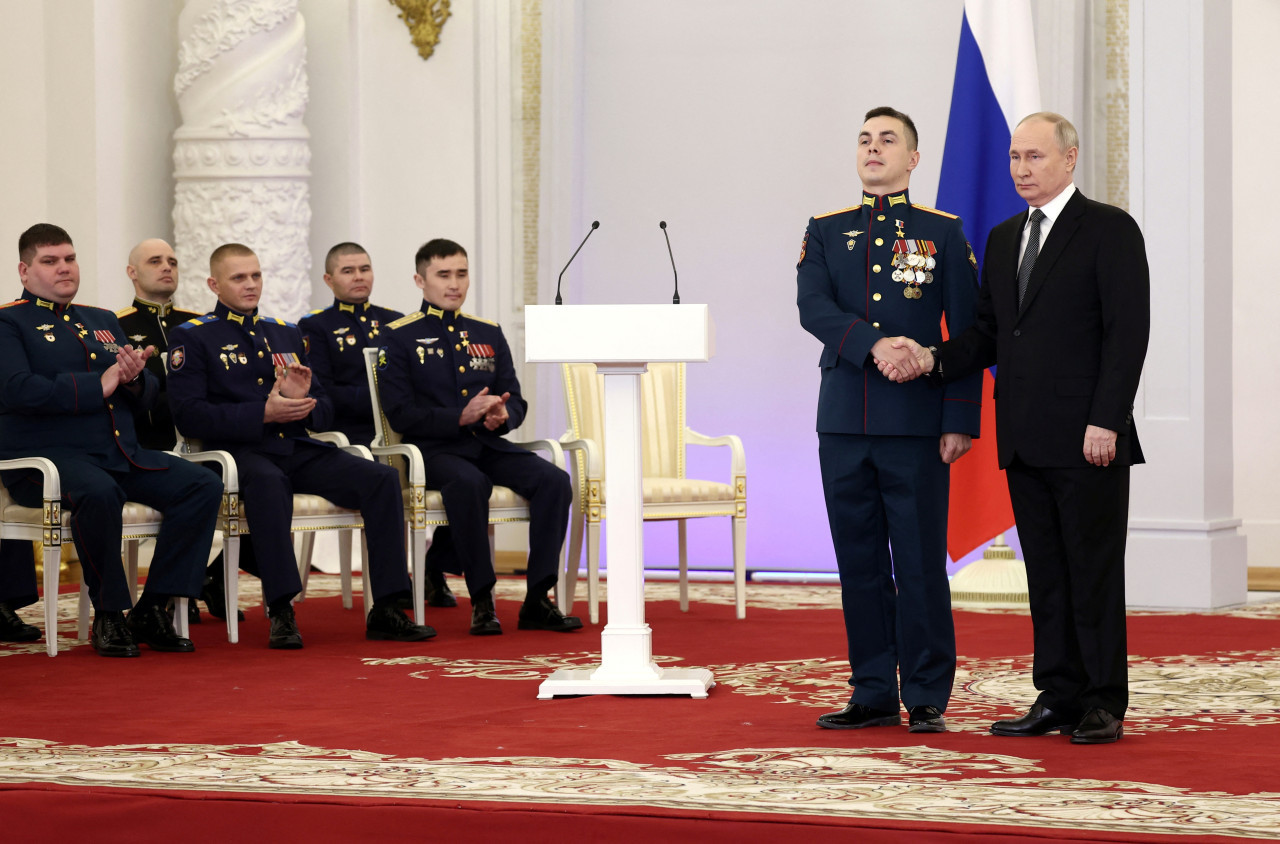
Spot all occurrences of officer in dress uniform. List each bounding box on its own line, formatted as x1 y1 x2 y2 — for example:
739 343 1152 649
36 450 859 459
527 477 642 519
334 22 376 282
0 224 223 656
796 108 983 732
115 238 241 626
166 243 434 649
377 238 580 636
299 243 459 610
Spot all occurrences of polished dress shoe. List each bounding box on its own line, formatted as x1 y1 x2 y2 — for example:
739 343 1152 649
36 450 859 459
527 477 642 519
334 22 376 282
990 702 1079 737
0 602 40 643
469 594 503 636
816 701 901 730
1070 708 1123 744
367 605 437 641
201 574 246 622
268 605 304 650
907 705 946 733
91 611 140 658
425 571 458 608
127 603 195 653
517 595 583 632
186 598 201 625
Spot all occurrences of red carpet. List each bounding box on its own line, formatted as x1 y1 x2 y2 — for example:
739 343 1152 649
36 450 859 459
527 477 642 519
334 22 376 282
2 576 1279 841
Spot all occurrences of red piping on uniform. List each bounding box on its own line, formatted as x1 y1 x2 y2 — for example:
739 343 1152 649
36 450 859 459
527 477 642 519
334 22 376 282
944 397 981 406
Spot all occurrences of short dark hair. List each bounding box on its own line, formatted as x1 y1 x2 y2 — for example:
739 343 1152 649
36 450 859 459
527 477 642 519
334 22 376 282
325 241 369 275
209 242 256 276
415 239 468 275
863 106 918 151
19 224 73 264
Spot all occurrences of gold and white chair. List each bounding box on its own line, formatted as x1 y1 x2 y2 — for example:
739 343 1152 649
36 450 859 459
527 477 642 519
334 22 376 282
560 362 747 623
0 450 238 656
362 347 567 623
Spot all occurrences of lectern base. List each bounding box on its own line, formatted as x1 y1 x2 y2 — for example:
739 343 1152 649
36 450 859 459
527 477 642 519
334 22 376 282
537 666 715 699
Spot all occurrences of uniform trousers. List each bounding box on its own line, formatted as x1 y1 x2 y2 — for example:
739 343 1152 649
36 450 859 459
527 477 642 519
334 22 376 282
419 447 571 599
818 433 955 712
1005 458 1130 718
229 440 410 607
4 454 222 611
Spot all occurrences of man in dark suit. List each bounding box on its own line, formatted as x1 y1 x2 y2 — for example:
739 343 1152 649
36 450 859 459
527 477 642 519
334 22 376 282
167 243 434 649
0 224 223 656
796 107 983 733
377 238 580 637
882 112 1150 744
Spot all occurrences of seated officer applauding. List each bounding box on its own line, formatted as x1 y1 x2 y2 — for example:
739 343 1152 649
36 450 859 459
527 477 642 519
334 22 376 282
378 238 580 636
0 224 222 656
166 243 433 649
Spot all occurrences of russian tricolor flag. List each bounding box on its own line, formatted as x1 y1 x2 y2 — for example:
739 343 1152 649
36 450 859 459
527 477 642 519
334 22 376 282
937 0 1040 561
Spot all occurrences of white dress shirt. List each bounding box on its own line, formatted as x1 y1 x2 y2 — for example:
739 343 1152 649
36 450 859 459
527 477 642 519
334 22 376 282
1019 183 1076 261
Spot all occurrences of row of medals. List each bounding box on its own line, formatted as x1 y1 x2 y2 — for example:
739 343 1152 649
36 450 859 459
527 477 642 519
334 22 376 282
892 252 935 298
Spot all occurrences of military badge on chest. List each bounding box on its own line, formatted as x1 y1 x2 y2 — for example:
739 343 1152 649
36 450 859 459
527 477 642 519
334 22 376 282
37 323 55 343
333 326 357 350
93 328 120 354
467 343 496 372
890 236 937 299
416 337 443 363
219 344 245 369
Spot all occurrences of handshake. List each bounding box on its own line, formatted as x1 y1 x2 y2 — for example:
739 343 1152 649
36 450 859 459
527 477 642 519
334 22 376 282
870 336 935 383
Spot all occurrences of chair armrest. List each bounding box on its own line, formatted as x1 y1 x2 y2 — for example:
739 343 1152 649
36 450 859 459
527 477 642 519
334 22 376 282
310 430 351 447
0 456 61 502
685 428 747 477
558 437 602 479
514 438 566 469
339 444 373 460
168 449 240 494
370 442 425 487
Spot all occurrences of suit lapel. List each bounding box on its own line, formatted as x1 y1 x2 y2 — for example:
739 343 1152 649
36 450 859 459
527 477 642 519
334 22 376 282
1017 189 1087 319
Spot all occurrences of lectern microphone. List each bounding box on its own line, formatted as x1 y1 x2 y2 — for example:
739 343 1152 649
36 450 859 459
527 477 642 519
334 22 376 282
660 221 680 304
554 220 600 305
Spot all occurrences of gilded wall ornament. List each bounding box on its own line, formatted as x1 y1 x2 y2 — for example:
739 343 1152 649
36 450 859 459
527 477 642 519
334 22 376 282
389 0 451 61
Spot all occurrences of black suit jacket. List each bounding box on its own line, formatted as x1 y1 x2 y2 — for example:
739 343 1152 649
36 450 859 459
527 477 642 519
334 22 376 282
936 188 1150 468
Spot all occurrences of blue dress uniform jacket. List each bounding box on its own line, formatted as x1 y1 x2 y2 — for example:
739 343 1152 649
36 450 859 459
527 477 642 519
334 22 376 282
166 302 334 452
116 297 205 450
796 189 982 716
798 188 983 436
0 291 221 611
166 301 410 609
379 305 528 459
378 304 570 599
298 299 402 445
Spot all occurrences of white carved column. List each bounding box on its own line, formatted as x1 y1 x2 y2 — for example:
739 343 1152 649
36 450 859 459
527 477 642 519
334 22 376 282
172 0 312 320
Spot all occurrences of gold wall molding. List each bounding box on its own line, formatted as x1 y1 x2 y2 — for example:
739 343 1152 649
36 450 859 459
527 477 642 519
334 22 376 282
389 0 452 61
1105 0 1129 211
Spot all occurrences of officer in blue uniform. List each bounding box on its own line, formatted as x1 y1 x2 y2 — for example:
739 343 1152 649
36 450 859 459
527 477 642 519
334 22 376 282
0 224 223 656
298 243 402 446
378 238 580 636
167 243 433 649
797 108 982 732
116 237 241 626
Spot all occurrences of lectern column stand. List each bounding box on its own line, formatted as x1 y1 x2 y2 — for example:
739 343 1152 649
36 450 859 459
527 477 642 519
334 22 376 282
526 304 716 699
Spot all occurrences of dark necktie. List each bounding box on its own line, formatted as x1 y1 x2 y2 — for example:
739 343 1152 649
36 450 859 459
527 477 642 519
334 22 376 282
1017 208 1046 309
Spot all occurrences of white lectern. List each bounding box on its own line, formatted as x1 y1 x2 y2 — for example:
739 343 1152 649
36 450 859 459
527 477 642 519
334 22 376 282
525 304 716 699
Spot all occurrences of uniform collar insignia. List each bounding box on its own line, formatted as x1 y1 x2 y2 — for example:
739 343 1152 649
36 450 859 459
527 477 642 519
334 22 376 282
135 297 172 317
336 299 369 313
216 301 259 326
861 190 910 209
424 305 445 319
34 297 57 311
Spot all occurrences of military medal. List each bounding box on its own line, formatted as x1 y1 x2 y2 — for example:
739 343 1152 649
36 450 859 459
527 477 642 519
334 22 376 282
346 335 356 346
37 323 55 342
895 219 906 238
417 346 426 364
219 353 230 369
239 354 247 365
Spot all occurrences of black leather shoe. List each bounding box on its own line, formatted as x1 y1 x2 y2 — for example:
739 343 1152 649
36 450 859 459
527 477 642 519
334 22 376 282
185 598 201 625
268 605 304 650
469 594 503 636
367 605 436 641
425 571 458 608
0 602 40 643
91 610 140 658
907 705 947 733
1070 708 1123 744
201 574 246 622
816 701 901 730
990 702 1079 737
517 595 583 632
127 603 195 653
